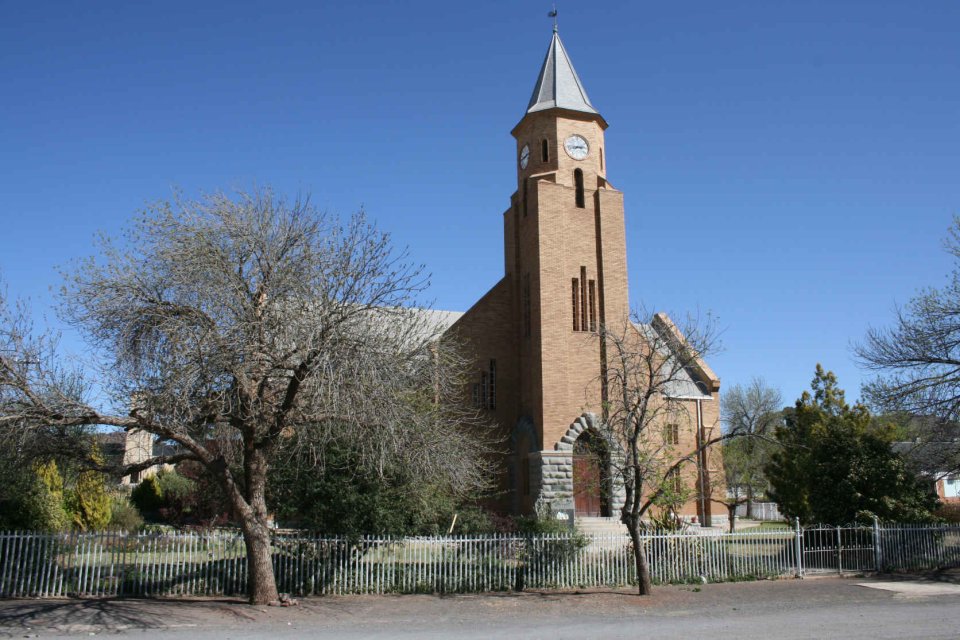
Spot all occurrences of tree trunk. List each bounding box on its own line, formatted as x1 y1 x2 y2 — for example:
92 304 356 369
628 526 652 595
241 518 280 604
746 485 754 519
241 447 279 605
728 504 737 532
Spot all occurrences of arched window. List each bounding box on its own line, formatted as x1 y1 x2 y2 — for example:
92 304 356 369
574 169 585 208
541 139 549 163
600 147 604 171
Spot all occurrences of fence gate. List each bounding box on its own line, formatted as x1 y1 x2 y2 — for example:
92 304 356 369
801 525 876 574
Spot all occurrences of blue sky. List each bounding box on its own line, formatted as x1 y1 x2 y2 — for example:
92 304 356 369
1 1 958 408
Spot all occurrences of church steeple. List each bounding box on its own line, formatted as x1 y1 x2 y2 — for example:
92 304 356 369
526 31 601 119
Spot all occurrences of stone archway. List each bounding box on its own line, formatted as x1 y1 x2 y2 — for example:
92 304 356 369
553 413 626 518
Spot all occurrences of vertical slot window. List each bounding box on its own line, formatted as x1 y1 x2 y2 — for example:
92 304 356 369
541 139 549 163
571 278 580 331
523 273 532 338
480 372 488 410
574 169 585 208
588 280 597 332
580 266 588 332
488 359 497 410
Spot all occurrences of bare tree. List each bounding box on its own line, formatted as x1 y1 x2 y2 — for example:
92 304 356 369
599 309 725 595
855 216 960 475
720 378 782 521
0 189 493 604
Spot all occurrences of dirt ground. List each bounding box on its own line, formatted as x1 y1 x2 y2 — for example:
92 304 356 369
2 571 960 639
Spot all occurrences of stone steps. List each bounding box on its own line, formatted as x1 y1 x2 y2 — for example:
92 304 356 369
575 516 629 536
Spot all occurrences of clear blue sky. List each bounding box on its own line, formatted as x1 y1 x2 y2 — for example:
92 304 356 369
1 1 958 408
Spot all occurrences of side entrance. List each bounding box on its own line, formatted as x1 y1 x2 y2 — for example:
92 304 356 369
573 430 609 517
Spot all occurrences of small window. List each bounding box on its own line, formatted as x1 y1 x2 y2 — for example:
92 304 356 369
130 470 141 484
667 468 683 493
600 147 604 171
541 139 549 163
574 169 585 208
663 424 680 445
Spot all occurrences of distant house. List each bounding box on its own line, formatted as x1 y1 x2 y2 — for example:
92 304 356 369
892 440 960 504
94 429 175 486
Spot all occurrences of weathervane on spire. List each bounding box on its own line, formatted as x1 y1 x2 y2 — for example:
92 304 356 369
548 5 558 32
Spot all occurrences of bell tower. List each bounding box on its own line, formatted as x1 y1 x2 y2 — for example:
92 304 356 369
503 28 630 514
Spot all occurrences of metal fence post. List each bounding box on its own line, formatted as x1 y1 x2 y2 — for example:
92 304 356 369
794 517 804 579
873 516 882 573
836 526 842 575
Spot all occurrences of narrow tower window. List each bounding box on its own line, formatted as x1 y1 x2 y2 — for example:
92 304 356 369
588 280 597 332
522 180 528 217
523 273 532 338
600 147 604 171
580 266 588 331
541 139 549 163
574 169 585 208
480 372 488 409
488 359 497 410
571 278 580 331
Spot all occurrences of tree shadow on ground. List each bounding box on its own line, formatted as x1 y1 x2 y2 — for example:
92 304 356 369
876 566 960 585
0 597 249 633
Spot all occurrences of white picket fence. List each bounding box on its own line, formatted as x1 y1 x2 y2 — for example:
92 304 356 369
1 523 958 599
735 501 783 521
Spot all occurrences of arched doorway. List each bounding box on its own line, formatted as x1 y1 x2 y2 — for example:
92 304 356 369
573 430 609 517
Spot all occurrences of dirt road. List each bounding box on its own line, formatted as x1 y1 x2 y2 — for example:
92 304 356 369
2 574 959 639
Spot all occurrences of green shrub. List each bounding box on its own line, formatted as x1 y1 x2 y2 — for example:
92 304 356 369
448 506 497 534
156 468 196 501
108 494 144 532
131 475 164 515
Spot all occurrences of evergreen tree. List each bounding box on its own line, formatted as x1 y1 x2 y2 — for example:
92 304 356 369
67 447 112 531
25 460 69 531
767 365 940 524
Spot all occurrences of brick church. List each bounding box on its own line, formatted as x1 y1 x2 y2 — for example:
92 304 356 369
444 29 722 526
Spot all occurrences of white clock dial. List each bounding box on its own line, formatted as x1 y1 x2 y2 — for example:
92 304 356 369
564 135 589 160
519 144 530 169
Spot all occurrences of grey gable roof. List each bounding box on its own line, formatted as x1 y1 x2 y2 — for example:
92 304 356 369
526 31 599 116
632 322 712 400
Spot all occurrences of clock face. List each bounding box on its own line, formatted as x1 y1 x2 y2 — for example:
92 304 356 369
519 144 530 169
564 135 589 160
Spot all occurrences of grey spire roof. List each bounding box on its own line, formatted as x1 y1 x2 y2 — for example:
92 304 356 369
526 31 599 116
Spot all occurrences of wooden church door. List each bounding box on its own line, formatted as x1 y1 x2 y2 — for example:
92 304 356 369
573 432 606 517
573 454 602 516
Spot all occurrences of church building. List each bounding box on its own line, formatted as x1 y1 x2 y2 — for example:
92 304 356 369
445 29 722 527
